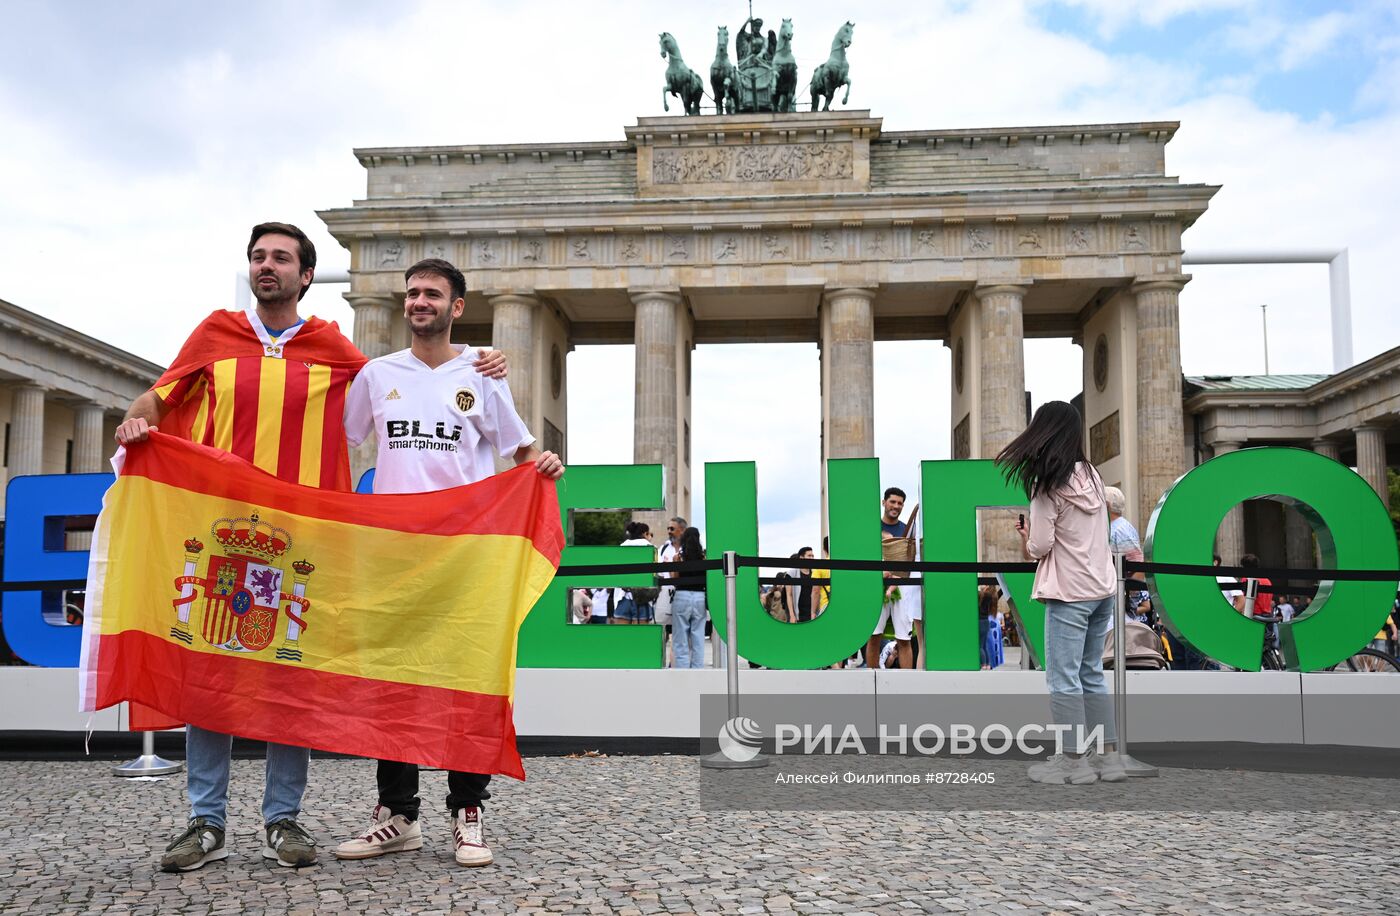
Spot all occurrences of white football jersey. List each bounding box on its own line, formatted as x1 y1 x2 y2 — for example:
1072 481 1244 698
344 346 534 494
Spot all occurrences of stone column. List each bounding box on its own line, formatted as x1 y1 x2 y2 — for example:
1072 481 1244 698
975 284 1028 459
490 293 539 424
822 288 876 459
974 284 1028 561
1133 278 1188 528
1355 425 1389 509
1311 438 1341 462
72 403 107 473
345 293 398 484
346 293 398 360
1284 503 1316 572
1212 440 1245 564
8 384 46 477
632 290 682 529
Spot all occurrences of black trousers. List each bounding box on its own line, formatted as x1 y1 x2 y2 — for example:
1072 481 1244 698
376 760 491 821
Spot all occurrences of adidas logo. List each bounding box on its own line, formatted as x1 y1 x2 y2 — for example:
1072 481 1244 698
385 388 401 401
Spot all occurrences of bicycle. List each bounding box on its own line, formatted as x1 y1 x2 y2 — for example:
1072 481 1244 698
1253 611 1400 672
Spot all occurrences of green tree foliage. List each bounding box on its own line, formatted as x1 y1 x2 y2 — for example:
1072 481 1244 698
572 509 628 546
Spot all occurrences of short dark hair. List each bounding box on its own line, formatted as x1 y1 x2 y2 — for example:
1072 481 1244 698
883 487 906 501
405 258 466 303
1241 553 1260 568
247 222 316 300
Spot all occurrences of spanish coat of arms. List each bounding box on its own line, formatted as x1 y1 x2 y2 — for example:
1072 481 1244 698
170 513 314 662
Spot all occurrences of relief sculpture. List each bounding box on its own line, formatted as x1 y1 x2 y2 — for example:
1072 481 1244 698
652 142 853 185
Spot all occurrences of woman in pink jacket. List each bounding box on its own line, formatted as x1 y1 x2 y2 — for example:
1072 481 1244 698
996 401 1126 786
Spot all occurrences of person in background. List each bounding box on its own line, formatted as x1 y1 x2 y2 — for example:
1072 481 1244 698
655 516 686 663
880 487 907 537
589 586 611 625
866 488 912 668
999 400 1125 786
1239 554 1273 618
978 585 1001 670
788 547 817 622
658 517 686 567
670 527 709 668
1214 554 1246 613
612 521 656 625
1104 486 1149 623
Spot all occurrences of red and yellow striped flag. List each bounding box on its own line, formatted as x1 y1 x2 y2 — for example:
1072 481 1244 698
79 433 562 779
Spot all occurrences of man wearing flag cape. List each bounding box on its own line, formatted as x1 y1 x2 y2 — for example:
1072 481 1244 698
111 222 508 872
330 256 563 867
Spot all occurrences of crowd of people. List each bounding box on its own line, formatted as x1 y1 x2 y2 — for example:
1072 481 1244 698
569 485 1012 671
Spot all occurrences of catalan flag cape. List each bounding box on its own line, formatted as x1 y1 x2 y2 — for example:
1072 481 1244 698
79 433 562 779
157 309 367 388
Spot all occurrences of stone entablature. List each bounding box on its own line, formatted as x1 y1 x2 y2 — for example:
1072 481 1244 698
0 298 160 410
322 114 1212 306
351 115 1180 204
1188 347 1400 446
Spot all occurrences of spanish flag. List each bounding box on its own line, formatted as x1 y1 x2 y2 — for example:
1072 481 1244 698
79 433 562 779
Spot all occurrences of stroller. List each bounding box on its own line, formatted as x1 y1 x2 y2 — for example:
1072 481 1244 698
1101 620 1169 670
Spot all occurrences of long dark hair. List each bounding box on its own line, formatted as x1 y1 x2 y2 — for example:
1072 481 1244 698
994 400 1086 498
678 526 704 561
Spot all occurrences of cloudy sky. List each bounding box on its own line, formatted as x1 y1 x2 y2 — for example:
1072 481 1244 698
2 0 1397 553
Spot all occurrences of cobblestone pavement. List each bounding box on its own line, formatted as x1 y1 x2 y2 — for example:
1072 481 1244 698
1 756 1396 915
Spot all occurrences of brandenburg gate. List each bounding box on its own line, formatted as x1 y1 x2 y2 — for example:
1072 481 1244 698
319 111 1217 537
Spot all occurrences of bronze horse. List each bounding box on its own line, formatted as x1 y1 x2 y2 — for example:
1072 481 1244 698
809 21 854 111
773 18 797 113
710 25 738 115
660 32 704 115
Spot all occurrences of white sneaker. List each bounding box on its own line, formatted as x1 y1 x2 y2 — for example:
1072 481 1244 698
333 804 423 860
1028 754 1098 785
452 807 493 867
1088 750 1127 783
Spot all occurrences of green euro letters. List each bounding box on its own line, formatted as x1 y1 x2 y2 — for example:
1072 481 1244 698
516 448 1397 671
1145 447 1399 671
704 459 884 668
517 464 666 668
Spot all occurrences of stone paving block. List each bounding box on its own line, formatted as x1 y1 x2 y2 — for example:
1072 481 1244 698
1 758 1398 914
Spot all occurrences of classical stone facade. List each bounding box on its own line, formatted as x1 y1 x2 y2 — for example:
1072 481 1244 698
0 298 161 518
319 111 1218 542
1186 350 1400 567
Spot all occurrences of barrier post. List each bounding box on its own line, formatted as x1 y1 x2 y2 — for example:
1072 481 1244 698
700 550 768 769
1113 551 1158 777
113 727 182 778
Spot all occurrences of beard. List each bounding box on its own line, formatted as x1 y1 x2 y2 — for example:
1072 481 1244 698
252 274 294 304
409 309 454 338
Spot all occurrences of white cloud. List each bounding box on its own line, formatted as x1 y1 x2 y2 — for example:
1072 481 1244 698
1277 11 1356 70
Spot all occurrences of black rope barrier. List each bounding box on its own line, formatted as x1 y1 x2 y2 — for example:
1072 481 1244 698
4 556 1397 593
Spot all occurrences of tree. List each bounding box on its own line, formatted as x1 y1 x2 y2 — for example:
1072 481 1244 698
572 510 628 546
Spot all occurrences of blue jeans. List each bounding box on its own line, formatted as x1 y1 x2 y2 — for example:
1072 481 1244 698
1044 596 1117 750
671 590 708 669
186 724 309 829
